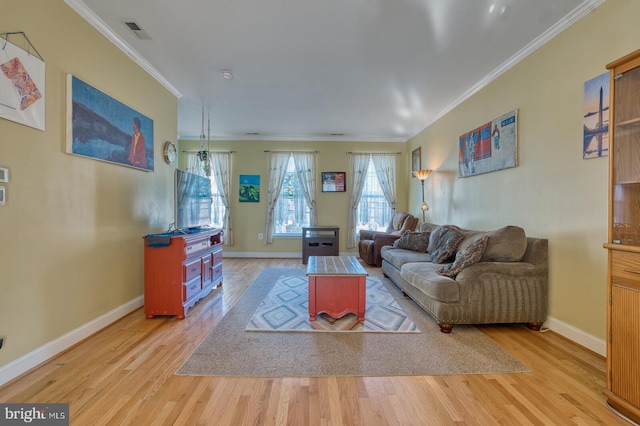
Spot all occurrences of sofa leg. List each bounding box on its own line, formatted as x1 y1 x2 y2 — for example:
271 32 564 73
527 322 543 331
438 323 453 333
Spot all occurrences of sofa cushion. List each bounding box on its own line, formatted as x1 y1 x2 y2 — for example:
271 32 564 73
419 222 438 233
481 226 527 262
394 231 431 252
436 234 489 278
381 246 432 269
400 262 460 303
428 225 465 264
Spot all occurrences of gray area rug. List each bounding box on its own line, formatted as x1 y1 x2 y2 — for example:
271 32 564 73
176 268 530 377
246 275 419 332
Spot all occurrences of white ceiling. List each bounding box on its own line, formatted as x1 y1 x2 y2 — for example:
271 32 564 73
66 0 601 142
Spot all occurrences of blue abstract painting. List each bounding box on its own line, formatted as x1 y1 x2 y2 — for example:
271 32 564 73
66 75 154 171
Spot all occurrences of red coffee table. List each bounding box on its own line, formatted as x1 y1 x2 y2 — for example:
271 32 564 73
306 255 368 321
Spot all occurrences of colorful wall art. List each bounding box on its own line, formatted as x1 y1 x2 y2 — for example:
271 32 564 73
0 33 45 130
239 174 260 202
583 72 609 159
458 109 517 178
66 75 154 171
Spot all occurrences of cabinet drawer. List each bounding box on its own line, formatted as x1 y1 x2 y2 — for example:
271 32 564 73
611 250 640 289
185 239 210 256
212 264 223 281
183 258 202 282
212 247 223 265
183 276 201 301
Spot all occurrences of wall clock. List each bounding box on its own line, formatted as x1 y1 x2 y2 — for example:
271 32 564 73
163 141 177 165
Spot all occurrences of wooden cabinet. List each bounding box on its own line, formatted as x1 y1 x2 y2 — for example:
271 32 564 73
301 226 339 264
144 228 223 319
604 49 640 424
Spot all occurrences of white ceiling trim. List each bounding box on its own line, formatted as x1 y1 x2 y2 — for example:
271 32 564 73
180 134 406 143
64 0 182 99
410 0 605 141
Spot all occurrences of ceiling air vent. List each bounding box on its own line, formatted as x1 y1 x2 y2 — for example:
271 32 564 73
121 20 152 40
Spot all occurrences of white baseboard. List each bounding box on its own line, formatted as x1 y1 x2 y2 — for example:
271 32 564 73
0 296 144 387
545 316 606 357
222 251 353 258
223 251 302 258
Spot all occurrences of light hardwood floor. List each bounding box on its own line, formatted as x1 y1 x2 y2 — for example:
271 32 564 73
0 258 630 425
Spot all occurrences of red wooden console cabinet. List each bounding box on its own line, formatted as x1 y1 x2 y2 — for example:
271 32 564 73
144 228 223 319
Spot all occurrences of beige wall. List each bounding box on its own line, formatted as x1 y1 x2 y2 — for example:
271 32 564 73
2 0 637 371
407 0 640 340
0 1 177 367
179 139 409 254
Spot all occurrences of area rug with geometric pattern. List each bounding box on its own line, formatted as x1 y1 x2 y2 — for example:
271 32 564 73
246 275 419 332
176 268 531 377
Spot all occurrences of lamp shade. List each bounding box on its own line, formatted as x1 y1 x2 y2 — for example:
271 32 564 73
413 169 432 181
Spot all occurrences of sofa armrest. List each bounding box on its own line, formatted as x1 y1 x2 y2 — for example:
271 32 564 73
455 261 548 322
373 233 402 247
359 230 377 240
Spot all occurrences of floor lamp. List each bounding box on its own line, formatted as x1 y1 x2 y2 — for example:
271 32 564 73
413 169 432 222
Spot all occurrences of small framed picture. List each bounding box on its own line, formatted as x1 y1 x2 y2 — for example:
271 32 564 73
322 172 346 192
411 147 421 177
0 167 8 183
0 186 5 205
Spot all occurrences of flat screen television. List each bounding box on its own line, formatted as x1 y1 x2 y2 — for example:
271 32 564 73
175 169 212 230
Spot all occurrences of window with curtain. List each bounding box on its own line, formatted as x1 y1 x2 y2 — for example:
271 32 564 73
209 173 225 228
185 151 233 245
273 155 311 236
355 157 392 235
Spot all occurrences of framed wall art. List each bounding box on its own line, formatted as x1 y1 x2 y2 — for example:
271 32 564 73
583 72 609 159
239 174 260 202
321 172 346 192
459 109 517 178
66 75 154 171
0 32 45 131
411 147 421 177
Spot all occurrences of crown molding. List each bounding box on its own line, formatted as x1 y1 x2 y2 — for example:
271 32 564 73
64 0 183 99
410 0 605 140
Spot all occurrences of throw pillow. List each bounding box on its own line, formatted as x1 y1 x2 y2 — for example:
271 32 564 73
428 225 465 264
437 234 489 278
480 226 527 262
395 231 431 252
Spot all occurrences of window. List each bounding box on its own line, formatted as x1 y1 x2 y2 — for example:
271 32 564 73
209 177 225 229
355 158 392 235
274 155 311 236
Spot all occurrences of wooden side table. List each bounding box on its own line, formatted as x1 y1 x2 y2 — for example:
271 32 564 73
302 226 339 264
306 256 368 321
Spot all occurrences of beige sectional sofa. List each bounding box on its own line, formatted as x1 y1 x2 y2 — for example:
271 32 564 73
380 223 548 333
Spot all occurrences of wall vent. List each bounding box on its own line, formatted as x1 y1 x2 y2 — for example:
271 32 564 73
121 20 152 40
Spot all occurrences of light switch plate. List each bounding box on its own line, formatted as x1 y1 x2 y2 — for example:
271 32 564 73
0 167 8 183
0 186 5 205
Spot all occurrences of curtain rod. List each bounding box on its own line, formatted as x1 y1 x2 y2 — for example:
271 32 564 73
346 151 402 155
263 150 319 153
181 150 236 153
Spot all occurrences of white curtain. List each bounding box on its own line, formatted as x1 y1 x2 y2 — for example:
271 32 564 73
264 152 291 244
347 154 371 248
185 152 204 176
293 152 317 226
210 152 233 245
371 154 397 214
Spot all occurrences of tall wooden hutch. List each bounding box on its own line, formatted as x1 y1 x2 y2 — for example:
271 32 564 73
604 49 640 424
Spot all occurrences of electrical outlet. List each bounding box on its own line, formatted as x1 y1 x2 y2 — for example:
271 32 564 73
258 233 264 240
